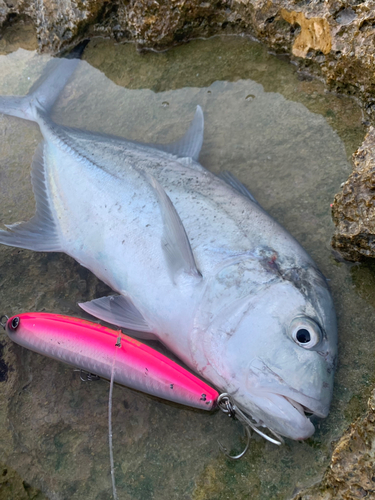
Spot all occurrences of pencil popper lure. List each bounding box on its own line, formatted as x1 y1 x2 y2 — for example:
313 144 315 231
1 312 285 496
2 312 218 407
1 312 219 497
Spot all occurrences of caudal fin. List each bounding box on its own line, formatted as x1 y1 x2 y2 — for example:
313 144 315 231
0 43 88 122
0 95 33 121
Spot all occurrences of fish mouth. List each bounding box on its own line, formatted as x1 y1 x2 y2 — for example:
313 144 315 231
234 385 329 441
271 390 329 419
267 393 325 440
241 358 331 439
283 396 315 418
282 395 324 418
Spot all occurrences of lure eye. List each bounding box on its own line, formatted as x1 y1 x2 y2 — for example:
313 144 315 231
290 317 321 349
9 316 20 330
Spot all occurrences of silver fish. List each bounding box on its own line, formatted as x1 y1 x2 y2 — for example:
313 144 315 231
0 57 337 440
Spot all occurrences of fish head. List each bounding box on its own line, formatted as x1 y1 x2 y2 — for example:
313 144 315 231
195 262 337 440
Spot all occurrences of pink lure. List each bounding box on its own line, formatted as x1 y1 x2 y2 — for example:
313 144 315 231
5 312 218 410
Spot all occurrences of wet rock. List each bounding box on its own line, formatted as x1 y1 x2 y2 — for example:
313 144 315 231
0 342 9 382
0 1 375 121
292 389 375 500
280 9 331 58
332 127 375 261
0 1 106 52
0 462 47 499
0 15 37 54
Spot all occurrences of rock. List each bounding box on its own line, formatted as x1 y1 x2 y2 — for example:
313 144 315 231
0 1 375 120
332 127 375 261
280 9 332 58
292 389 375 500
0 14 37 54
0 462 47 499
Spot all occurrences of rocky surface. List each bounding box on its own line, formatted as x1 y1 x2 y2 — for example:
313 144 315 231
332 127 375 261
0 462 47 499
292 389 375 500
0 1 374 119
332 126 375 261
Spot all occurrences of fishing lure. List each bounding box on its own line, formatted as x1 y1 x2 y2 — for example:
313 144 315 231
2 311 283 470
2 312 218 410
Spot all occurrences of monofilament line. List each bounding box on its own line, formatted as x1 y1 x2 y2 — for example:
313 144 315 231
109 331 122 500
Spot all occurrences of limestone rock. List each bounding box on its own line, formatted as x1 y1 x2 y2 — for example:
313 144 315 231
280 9 332 58
0 14 37 53
292 389 375 500
332 127 375 261
0 462 47 499
0 1 375 121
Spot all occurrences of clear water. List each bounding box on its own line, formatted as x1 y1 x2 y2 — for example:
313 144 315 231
0 36 371 500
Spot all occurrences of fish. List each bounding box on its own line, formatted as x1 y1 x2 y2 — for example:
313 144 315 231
0 55 337 441
4 312 218 409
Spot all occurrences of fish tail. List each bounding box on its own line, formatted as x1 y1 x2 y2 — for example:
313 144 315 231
0 95 36 121
0 43 87 122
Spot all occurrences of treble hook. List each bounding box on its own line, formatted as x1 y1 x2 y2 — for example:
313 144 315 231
217 393 284 460
74 369 101 382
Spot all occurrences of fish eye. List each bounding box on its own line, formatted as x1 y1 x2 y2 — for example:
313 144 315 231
290 317 321 349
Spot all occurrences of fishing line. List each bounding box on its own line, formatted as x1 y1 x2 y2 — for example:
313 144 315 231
109 330 122 500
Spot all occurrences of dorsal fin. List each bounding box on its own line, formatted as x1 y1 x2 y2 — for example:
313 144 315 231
154 106 204 161
148 175 202 284
218 171 261 207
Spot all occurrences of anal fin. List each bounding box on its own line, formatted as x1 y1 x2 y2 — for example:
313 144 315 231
0 141 61 252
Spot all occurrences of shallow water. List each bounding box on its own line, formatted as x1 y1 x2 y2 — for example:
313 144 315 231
0 36 372 500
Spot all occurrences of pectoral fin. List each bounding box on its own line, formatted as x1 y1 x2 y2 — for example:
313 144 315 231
78 295 158 340
148 175 202 284
0 141 61 252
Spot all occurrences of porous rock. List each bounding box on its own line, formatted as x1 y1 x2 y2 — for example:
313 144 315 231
292 389 375 500
0 1 375 120
0 462 47 499
332 127 375 261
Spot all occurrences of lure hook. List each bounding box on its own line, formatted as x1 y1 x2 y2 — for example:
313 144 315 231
217 422 251 460
74 369 101 382
217 393 284 460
